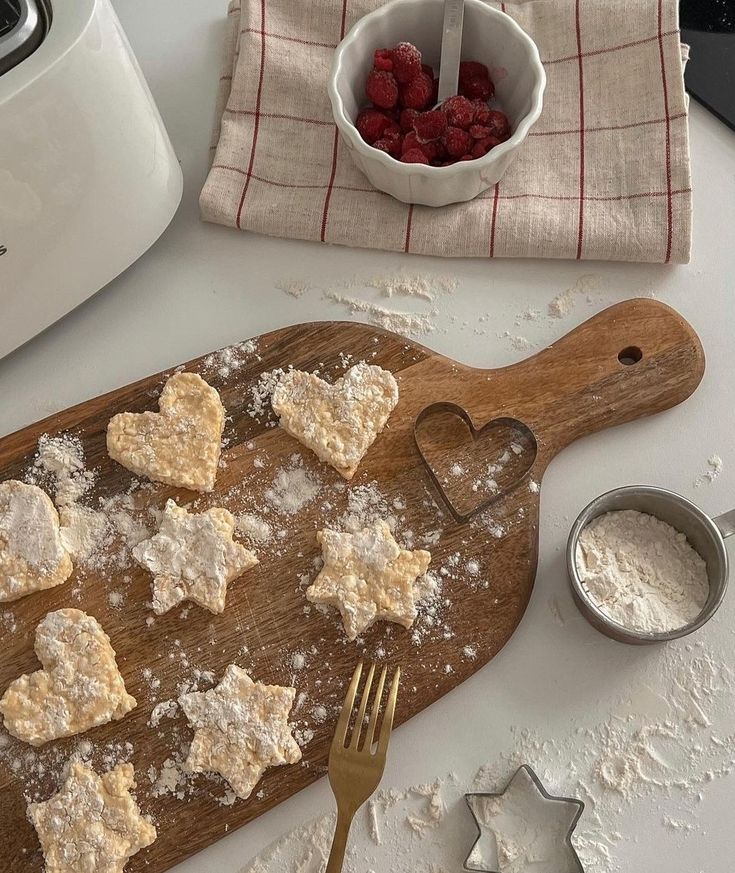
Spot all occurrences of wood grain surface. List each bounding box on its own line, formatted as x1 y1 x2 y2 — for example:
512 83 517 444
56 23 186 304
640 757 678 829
0 299 704 872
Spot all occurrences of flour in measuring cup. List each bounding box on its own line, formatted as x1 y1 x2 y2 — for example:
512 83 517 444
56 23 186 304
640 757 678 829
575 510 709 633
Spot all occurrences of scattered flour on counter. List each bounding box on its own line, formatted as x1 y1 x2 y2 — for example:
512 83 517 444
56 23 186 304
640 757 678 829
239 639 735 873
575 510 709 633
271 271 457 338
323 292 439 338
275 278 311 298
694 454 723 487
548 274 603 318
366 273 457 302
498 331 535 352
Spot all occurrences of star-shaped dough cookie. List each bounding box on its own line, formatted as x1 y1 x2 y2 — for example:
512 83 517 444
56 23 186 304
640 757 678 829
0 608 136 746
179 664 301 799
28 761 156 873
107 371 225 492
0 480 73 602
307 520 431 641
271 362 399 479
132 499 258 615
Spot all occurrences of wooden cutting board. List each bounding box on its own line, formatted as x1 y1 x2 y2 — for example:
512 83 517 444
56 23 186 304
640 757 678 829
0 299 704 872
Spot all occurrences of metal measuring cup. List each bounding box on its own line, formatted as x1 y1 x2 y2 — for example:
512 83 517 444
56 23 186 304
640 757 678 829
566 485 733 644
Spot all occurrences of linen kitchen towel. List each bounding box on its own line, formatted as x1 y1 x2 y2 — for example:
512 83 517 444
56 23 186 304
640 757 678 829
201 0 692 263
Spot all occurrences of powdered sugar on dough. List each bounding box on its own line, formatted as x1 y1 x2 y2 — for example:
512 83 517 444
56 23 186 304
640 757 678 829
0 480 73 602
576 510 709 633
307 520 431 641
179 664 301 799
133 499 258 615
28 761 156 873
271 362 399 480
107 371 225 492
0 609 136 746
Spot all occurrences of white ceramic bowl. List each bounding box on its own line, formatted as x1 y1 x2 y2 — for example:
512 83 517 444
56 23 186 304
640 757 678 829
328 0 546 207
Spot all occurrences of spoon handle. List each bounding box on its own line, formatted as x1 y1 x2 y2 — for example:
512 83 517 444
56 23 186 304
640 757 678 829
437 0 465 104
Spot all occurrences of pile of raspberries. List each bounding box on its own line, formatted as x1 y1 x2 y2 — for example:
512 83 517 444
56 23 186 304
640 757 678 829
356 41 511 165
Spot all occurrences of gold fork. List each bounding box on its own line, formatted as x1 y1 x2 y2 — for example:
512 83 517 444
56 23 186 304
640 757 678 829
325 661 401 873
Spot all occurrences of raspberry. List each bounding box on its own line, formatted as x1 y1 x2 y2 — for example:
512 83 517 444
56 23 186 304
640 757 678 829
459 60 490 83
442 126 472 157
469 124 491 139
356 108 394 144
373 48 393 72
441 95 474 130
399 72 433 110
462 77 494 100
366 70 398 109
373 130 403 157
459 61 494 100
412 109 447 142
459 153 475 161
391 41 422 83
486 109 511 140
421 63 434 79
461 75 494 100
471 136 501 158
399 108 420 132
400 148 430 164
401 131 439 161
471 99 491 125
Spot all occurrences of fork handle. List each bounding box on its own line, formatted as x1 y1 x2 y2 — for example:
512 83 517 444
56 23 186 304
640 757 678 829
326 809 354 873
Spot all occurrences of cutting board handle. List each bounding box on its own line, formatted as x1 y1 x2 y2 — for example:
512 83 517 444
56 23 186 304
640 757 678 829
488 298 705 458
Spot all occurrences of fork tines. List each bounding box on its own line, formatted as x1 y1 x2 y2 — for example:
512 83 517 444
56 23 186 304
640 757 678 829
331 661 401 756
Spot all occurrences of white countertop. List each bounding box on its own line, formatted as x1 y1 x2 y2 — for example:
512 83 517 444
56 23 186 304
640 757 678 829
2 2 734 870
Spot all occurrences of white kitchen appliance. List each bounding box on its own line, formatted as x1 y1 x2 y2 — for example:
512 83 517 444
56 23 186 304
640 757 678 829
0 0 183 359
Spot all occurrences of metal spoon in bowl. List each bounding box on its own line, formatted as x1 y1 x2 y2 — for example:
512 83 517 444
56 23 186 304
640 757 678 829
435 0 465 107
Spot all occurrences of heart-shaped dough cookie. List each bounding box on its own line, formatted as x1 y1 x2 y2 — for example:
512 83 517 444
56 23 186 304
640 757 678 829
107 371 225 492
0 608 136 746
0 480 73 602
271 362 399 480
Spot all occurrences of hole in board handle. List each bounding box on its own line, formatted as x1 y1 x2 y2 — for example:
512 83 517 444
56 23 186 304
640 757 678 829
618 346 642 366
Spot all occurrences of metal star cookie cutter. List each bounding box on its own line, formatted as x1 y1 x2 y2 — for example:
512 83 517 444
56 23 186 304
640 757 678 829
413 402 538 524
464 764 585 873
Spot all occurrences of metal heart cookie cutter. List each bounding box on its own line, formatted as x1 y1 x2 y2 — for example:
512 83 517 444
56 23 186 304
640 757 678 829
414 402 538 524
464 765 585 873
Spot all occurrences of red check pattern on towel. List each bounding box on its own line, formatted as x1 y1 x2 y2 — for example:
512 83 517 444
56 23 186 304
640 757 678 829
201 0 692 264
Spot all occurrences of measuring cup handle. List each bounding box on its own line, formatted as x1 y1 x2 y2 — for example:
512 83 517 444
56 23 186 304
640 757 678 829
714 510 735 539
